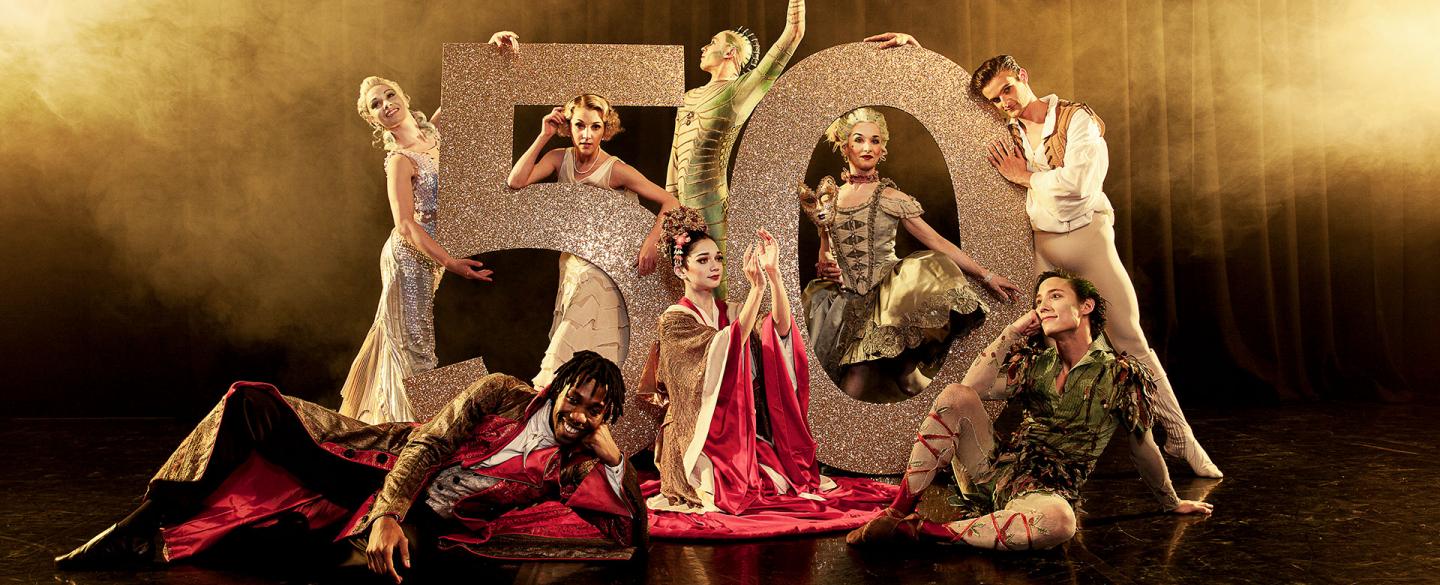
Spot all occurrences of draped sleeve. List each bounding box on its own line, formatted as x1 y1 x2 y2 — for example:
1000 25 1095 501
876 183 924 219
653 306 750 511
1105 353 1158 435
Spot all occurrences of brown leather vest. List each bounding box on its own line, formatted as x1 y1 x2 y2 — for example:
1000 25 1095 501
1009 99 1106 168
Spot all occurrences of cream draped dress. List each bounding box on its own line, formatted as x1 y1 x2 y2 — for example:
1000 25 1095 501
531 148 634 389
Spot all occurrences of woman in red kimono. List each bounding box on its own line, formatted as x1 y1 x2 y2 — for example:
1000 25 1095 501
644 208 893 539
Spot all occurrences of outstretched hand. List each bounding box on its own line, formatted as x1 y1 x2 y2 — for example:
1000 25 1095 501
366 516 410 583
987 138 1032 187
864 32 922 50
742 244 764 289
445 258 494 282
982 271 1022 303
489 31 520 53
1172 500 1214 516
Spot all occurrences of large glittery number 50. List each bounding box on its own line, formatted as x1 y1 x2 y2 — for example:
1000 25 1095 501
424 42 1032 472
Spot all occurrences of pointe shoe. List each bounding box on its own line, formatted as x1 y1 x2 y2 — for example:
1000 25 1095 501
54 523 157 570
1165 440 1224 478
846 508 913 546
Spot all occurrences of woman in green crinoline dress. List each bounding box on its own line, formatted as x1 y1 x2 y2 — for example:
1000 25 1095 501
800 107 1021 403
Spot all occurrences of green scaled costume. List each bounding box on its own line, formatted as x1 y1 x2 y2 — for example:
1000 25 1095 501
666 0 805 296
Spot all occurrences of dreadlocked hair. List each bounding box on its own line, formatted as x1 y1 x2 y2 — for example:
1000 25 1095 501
542 350 626 423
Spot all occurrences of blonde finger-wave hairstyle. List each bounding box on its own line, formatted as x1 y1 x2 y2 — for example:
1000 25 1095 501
356 76 438 150
825 106 890 154
560 93 624 140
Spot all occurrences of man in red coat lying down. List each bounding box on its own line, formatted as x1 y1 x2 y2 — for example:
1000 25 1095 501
56 351 647 581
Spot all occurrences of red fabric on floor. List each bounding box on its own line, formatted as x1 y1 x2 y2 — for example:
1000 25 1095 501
642 476 896 540
159 453 349 561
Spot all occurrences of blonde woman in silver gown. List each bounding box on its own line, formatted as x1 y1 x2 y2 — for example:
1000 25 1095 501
801 107 1022 403
508 93 680 389
339 74 497 424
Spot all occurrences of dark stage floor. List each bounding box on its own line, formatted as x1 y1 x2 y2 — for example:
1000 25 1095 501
8 402 1438 585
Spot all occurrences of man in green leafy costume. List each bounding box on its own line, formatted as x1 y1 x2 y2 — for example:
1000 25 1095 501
847 270 1214 550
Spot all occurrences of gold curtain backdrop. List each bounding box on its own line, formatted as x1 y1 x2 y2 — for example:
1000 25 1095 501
2 0 1436 415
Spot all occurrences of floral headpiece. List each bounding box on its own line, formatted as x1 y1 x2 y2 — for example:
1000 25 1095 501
658 206 709 270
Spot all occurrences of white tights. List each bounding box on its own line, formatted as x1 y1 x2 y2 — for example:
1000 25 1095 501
1032 213 1219 477
902 384 1078 550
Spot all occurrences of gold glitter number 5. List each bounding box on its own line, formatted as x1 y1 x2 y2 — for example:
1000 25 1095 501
428 43 685 455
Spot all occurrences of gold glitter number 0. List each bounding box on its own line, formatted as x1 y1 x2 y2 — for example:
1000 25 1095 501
726 43 1032 473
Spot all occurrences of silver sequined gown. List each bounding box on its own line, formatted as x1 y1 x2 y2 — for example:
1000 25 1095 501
339 149 445 424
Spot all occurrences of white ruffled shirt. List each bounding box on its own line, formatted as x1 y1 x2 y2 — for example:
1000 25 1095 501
1013 94 1115 234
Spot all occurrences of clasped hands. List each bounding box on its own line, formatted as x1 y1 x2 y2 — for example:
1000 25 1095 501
742 229 782 288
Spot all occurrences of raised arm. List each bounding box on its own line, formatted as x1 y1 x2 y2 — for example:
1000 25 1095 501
507 107 566 189
755 229 791 335
387 154 492 281
733 0 806 106
890 191 1019 302
610 162 680 276
732 244 768 340
959 311 1040 399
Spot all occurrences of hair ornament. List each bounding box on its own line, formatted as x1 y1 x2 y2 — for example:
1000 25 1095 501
658 206 709 269
732 26 762 74
825 106 890 152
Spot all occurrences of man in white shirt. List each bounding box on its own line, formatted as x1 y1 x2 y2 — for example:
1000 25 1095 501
858 34 1221 478
975 54 1221 478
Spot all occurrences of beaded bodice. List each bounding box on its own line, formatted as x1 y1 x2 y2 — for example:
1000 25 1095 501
827 178 923 295
388 149 439 235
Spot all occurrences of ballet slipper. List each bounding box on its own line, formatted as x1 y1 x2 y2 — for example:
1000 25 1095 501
1165 439 1223 478
846 508 913 546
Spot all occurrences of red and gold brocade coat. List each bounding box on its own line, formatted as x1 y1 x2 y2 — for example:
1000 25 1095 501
150 374 646 561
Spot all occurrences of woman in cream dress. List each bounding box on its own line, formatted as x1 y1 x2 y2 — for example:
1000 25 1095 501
508 93 679 389
801 107 1021 403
